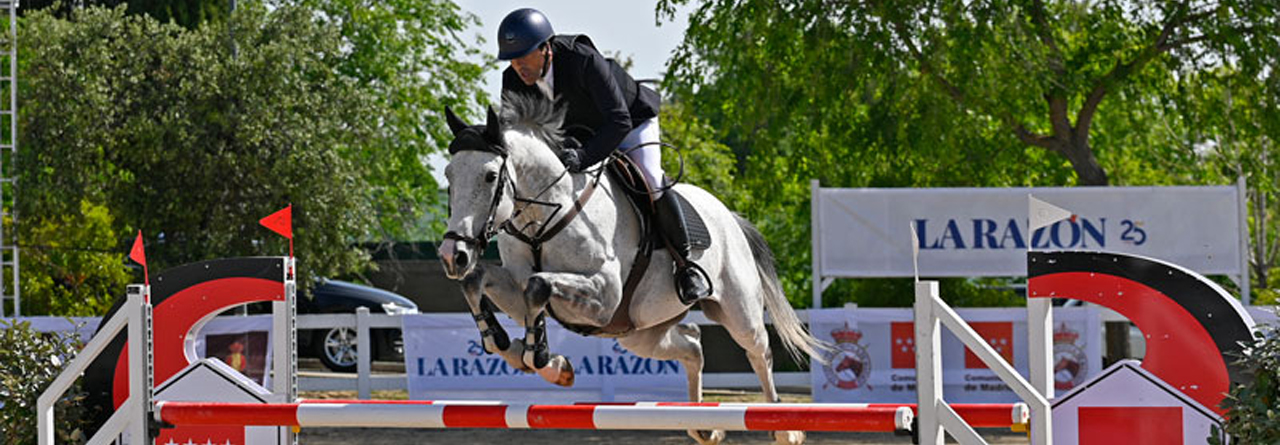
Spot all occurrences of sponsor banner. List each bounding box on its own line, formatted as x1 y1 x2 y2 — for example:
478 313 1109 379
815 186 1241 277
403 314 686 402
810 307 1101 403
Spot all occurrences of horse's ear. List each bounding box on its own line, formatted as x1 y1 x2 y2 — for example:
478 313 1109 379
484 106 501 143
445 106 468 136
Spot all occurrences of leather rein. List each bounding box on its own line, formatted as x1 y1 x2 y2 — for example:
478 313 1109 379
443 148 604 273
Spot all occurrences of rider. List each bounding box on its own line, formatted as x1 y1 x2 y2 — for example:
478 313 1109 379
496 8 711 304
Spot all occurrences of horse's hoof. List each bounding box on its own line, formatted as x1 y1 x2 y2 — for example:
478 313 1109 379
687 429 726 445
525 275 552 305
536 356 576 387
770 430 805 445
555 364 575 387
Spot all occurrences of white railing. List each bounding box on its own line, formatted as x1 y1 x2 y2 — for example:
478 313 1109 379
37 285 150 445
297 308 402 399
914 281 1050 445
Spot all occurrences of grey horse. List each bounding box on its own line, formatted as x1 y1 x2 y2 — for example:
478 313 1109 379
437 95 831 444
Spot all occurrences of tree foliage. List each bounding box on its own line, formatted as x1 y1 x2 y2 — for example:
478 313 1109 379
280 0 493 240
1211 322 1280 444
0 319 97 444
656 0 1279 306
14 2 487 313
18 201 131 316
660 0 1277 185
21 0 229 29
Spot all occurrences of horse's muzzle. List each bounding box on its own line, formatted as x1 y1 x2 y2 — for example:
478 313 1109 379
438 238 474 280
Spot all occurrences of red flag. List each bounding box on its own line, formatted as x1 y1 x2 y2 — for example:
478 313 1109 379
260 205 294 258
129 230 146 267
259 205 292 239
129 230 149 288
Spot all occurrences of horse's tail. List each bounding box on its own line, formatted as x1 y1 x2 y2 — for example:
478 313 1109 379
734 213 834 366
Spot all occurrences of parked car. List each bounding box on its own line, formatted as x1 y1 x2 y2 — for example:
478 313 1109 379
298 279 419 372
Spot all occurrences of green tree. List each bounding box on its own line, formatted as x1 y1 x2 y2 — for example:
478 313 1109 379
661 0 1276 186
1211 323 1280 444
15 2 487 312
655 0 1278 306
1169 69 1280 301
18 201 131 316
285 0 493 240
21 0 229 29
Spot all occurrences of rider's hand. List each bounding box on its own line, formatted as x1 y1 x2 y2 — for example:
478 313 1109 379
558 140 586 173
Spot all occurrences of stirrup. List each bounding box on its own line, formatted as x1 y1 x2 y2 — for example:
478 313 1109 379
676 262 712 305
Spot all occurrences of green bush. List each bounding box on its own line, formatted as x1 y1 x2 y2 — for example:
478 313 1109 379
1211 321 1280 444
19 200 132 316
0 319 97 444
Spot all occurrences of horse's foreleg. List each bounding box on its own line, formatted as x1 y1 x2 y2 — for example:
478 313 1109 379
516 310 575 387
519 271 608 369
459 266 534 373
461 269 511 354
454 269 565 386
525 272 614 326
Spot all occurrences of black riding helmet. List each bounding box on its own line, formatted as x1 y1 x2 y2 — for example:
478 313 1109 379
497 8 554 60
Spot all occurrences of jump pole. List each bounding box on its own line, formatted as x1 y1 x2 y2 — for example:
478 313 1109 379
156 401 916 433
285 400 1030 430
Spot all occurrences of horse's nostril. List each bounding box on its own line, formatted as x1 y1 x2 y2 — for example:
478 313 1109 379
456 250 470 269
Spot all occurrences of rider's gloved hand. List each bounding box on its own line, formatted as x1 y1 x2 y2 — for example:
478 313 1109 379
558 138 586 172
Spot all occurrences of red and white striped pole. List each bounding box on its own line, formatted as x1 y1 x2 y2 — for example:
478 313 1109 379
274 400 1029 429
156 401 915 432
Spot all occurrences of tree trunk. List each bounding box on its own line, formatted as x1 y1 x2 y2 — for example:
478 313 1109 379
1057 132 1109 186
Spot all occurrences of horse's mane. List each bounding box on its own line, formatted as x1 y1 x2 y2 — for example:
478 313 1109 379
501 91 566 151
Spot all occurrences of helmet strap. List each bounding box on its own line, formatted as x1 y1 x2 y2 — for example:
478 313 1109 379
538 44 552 79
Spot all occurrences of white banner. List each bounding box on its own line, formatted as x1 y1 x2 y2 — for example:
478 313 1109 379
1247 306 1278 327
814 185 1243 278
809 307 1102 403
403 314 686 402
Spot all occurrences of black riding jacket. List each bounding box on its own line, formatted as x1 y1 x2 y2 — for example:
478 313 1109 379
502 34 661 168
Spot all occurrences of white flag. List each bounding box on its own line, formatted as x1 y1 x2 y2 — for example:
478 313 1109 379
909 222 920 282
1029 195 1073 232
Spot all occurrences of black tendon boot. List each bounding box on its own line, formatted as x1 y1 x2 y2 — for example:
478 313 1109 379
656 191 712 304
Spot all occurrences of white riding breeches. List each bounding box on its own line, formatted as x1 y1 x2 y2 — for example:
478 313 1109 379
620 117 665 199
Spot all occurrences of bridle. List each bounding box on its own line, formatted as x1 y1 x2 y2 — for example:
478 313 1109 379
442 153 513 250
443 130 603 271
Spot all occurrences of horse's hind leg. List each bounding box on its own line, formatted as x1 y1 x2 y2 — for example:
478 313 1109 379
702 300 806 445
618 321 725 445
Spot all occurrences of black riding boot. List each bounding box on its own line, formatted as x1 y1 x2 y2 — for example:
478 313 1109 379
656 191 712 304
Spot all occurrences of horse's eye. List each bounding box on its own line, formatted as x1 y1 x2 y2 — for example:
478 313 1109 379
485 171 498 183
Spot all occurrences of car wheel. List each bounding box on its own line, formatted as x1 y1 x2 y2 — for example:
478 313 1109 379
315 326 359 373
